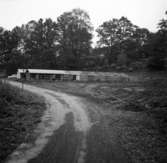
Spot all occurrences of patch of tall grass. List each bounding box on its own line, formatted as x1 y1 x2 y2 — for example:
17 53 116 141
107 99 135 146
0 80 46 161
0 81 20 108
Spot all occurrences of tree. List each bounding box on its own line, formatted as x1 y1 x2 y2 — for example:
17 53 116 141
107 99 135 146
57 8 93 69
24 18 59 68
146 11 167 70
96 17 150 66
0 27 5 66
96 17 138 64
97 17 137 46
0 28 21 75
158 11 167 31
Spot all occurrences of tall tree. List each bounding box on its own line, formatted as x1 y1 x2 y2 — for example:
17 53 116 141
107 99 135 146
0 28 20 74
24 18 59 68
0 27 5 66
57 8 93 69
96 17 137 64
158 11 167 31
146 11 167 70
97 17 137 47
96 17 149 65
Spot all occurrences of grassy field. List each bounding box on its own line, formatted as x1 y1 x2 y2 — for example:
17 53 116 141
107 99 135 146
0 81 46 163
25 72 167 163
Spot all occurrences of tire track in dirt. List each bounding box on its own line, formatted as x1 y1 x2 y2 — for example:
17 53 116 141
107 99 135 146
5 81 91 163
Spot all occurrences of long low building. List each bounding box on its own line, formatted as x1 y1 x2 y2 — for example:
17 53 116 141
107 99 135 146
17 69 131 82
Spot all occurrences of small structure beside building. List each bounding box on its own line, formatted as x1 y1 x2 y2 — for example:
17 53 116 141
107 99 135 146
17 69 131 82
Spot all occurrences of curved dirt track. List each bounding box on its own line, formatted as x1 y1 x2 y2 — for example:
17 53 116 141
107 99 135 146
5 81 130 163
6 81 91 163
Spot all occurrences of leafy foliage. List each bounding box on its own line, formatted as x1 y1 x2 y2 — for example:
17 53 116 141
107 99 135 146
23 18 59 69
0 81 46 162
96 17 150 66
144 12 167 70
0 9 167 73
57 8 93 69
0 28 21 75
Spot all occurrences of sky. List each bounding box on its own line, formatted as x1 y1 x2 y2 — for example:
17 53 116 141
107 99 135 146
0 0 166 38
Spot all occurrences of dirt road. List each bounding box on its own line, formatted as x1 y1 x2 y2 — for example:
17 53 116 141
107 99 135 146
5 81 130 163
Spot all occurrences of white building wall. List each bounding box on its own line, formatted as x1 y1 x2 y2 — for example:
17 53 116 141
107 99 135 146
76 75 80 81
17 70 21 79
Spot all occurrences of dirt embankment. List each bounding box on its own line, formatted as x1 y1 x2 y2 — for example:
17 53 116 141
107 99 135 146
0 81 46 163
26 72 167 163
6 81 92 163
6 81 131 163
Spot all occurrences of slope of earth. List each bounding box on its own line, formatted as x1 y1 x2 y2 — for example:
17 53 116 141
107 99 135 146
5 81 130 163
26 72 167 163
0 81 46 163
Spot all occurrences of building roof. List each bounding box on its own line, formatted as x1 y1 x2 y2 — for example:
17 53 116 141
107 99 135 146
17 69 130 78
18 69 82 75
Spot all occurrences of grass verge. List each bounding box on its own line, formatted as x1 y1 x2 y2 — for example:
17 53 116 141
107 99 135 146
0 80 46 163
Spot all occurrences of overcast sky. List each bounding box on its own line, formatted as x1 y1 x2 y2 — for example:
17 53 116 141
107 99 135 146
0 0 166 32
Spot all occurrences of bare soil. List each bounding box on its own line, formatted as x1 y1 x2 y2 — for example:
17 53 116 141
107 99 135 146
5 72 167 163
24 72 167 163
6 81 130 163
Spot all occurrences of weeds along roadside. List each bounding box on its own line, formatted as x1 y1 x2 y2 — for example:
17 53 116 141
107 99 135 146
0 80 46 162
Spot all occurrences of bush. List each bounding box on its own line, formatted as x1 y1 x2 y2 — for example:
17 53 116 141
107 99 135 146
147 57 166 71
0 80 46 162
0 81 21 109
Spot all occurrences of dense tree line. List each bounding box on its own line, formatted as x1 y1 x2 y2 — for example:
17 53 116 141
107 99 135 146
0 9 167 75
96 17 150 69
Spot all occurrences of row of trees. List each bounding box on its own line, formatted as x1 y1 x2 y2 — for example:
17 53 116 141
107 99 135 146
0 9 167 75
0 9 93 74
96 17 149 67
